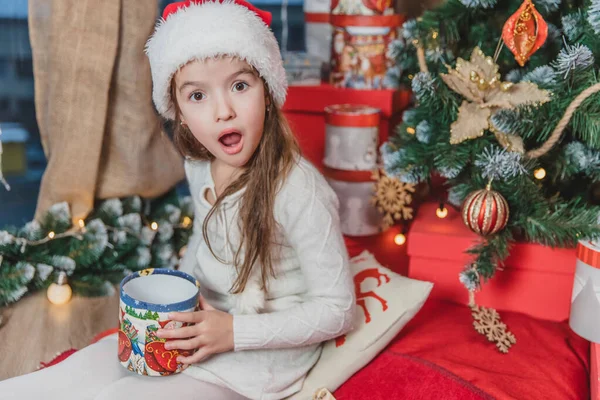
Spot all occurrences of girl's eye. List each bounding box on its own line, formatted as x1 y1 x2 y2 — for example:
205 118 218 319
233 82 249 92
190 92 205 102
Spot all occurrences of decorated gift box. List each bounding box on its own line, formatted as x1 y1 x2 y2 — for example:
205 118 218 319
118 268 200 376
304 0 332 64
329 14 403 90
407 202 577 322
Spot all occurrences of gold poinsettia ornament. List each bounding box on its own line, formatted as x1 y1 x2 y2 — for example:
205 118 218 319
441 47 551 151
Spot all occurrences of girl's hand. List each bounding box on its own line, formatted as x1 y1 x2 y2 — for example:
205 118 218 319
156 296 234 364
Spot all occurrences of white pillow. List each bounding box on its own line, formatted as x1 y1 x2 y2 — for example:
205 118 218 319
287 250 433 399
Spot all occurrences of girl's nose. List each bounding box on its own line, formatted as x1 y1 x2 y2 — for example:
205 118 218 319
214 94 236 122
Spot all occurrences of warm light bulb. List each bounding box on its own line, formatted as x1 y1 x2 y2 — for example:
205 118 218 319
182 216 192 228
47 272 72 305
150 222 159 231
48 231 55 239
436 207 448 219
394 233 406 246
78 219 85 228
406 127 416 135
534 168 546 180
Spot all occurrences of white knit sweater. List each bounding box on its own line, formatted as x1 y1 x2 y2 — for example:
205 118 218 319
179 157 356 400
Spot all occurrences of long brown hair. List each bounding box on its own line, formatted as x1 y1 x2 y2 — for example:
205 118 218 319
169 74 301 293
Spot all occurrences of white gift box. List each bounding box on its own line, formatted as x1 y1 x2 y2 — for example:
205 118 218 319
570 239 600 343
325 174 384 237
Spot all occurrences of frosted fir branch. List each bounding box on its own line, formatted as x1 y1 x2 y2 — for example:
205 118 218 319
490 109 520 135
402 109 419 126
86 219 109 256
546 23 561 44
129 196 142 213
179 196 194 218
522 65 557 88
380 143 405 176
158 222 174 241
112 230 128 245
17 262 36 283
156 243 174 263
553 43 595 79
505 69 524 83
383 66 401 89
412 72 435 100
448 186 466 207
140 227 156 246
438 166 463 179
136 247 152 268
0 230 13 245
22 220 42 240
535 0 560 14
164 204 182 225
459 0 496 8
402 19 418 41
50 255 76 275
475 146 527 181
562 12 586 41
388 39 406 61
425 47 453 65
117 214 142 233
416 120 432 143
459 268 480 291
47 202 71 225
564 142 600 173
397 165 429 184
590 0 600 35
36 263 54 281
1 287 28 304
98 199 124 219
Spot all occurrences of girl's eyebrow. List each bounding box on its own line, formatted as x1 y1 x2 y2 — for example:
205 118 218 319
178 67 256 93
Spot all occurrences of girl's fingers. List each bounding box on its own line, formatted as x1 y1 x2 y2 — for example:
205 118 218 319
178 347 210 364
157 325 197 339
164 337 200 351
168 311 204 323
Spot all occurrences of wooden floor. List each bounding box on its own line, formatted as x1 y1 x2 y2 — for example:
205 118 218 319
0 289 119 381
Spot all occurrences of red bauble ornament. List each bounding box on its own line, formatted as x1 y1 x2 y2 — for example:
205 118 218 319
462 185 509 236
502 0 548 67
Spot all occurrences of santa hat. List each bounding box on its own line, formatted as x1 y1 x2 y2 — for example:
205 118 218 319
145 0 287 120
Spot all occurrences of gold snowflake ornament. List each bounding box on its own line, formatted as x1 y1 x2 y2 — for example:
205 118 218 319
471 305 516 353
371 169 415 229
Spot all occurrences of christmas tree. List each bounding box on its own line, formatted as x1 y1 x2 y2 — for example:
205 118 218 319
383 0 600 291
0 190 194 306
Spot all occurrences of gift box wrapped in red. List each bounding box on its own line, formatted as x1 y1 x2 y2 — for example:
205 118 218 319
407 202 577 322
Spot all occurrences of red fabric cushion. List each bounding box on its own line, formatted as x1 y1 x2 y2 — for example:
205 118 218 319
334 350 493 400
386 299 590 400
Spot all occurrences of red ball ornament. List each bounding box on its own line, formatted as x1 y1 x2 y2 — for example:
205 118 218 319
462 185 509 236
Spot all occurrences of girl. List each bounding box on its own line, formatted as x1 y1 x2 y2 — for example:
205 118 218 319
0 0 355 399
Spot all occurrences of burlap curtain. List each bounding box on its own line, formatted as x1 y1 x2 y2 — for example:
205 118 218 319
28 0 184 221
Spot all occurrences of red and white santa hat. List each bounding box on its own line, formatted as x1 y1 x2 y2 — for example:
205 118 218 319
145 0 287 120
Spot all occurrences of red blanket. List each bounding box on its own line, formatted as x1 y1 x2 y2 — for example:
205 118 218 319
336 299 590 400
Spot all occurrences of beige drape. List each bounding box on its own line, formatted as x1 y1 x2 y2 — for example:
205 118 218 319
28 0 184 221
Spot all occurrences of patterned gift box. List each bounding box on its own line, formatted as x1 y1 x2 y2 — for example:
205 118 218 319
329 15 403 90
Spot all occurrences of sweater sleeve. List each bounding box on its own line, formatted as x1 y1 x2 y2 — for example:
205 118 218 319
232 165 356 351
178 160 204 276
